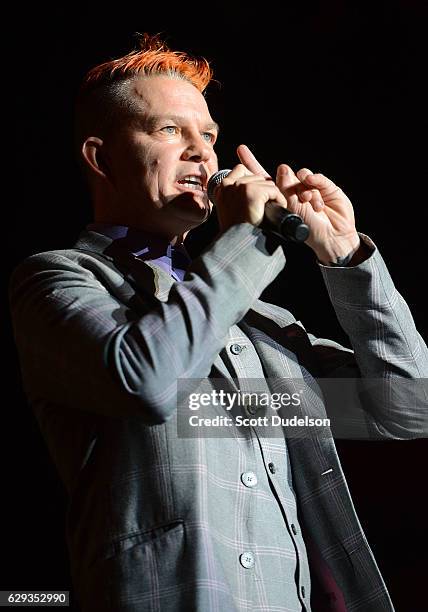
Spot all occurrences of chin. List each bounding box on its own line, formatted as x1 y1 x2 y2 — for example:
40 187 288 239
169 192 211 221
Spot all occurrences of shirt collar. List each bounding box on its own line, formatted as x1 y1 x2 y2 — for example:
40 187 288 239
86 223 192 278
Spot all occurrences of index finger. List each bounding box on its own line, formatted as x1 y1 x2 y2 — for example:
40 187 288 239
237 144 272 179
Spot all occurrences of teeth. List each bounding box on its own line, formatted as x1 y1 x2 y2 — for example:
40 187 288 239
180 182 203 190
181 175 202 185
178 175 204 191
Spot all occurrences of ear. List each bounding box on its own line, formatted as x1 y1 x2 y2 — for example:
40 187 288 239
81 136 110 179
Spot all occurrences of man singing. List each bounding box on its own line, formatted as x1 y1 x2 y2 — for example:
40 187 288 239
9 33 428 611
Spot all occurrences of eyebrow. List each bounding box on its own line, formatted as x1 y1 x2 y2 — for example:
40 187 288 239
143 114 220 135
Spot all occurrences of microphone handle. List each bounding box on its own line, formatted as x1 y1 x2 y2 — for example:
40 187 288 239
263 202 310 243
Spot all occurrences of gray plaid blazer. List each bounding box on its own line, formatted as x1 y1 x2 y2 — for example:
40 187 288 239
9 223 428 612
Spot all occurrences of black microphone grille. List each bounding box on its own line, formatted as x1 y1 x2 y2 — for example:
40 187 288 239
207 169 232 203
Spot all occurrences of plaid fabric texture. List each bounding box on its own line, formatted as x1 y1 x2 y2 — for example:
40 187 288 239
9 223 428 611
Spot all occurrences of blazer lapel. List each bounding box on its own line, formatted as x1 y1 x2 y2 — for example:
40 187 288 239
125 258 176 302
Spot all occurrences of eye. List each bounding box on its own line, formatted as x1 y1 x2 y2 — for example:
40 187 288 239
202 132 216 143
161 126 179 135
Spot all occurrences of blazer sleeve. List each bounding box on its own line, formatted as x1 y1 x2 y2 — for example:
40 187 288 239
9 224 285 424
307 234 428 439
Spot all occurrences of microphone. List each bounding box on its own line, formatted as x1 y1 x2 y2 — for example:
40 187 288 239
207 169 310 243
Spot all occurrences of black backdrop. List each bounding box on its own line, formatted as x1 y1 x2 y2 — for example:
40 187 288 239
4 1 427 610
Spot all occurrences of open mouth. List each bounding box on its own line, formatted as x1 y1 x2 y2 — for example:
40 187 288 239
177 175 205 192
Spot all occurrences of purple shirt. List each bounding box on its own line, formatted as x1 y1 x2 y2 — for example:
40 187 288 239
87 224 191 282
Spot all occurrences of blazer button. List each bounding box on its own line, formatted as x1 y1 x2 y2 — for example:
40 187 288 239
240 551 255 568
241 472 258 488
246 403 259 415
268 462 277 474
230 343 243 355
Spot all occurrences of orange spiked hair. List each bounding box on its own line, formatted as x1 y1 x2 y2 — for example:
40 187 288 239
80 33 214 94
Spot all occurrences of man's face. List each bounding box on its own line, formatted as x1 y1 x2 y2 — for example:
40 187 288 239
102 75 219 238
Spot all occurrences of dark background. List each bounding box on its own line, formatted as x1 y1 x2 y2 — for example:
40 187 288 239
4 1 427 610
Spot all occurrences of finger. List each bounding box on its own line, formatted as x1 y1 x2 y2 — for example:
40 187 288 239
222 163 253 185
298 170 340 198
276 164 308 206
213 164 253 202
296 168 325 211
276 164 300 190
261 185 288 209
224 174 286 206
236 144 272 179
245 183 289 208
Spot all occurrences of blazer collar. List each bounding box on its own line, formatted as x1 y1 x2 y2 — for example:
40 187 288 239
74 229 176 302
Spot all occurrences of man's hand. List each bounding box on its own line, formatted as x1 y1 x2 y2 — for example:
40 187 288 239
237 144 361 265
214 163 288 234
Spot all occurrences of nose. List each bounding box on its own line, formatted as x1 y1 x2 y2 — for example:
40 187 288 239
181 132 213 163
